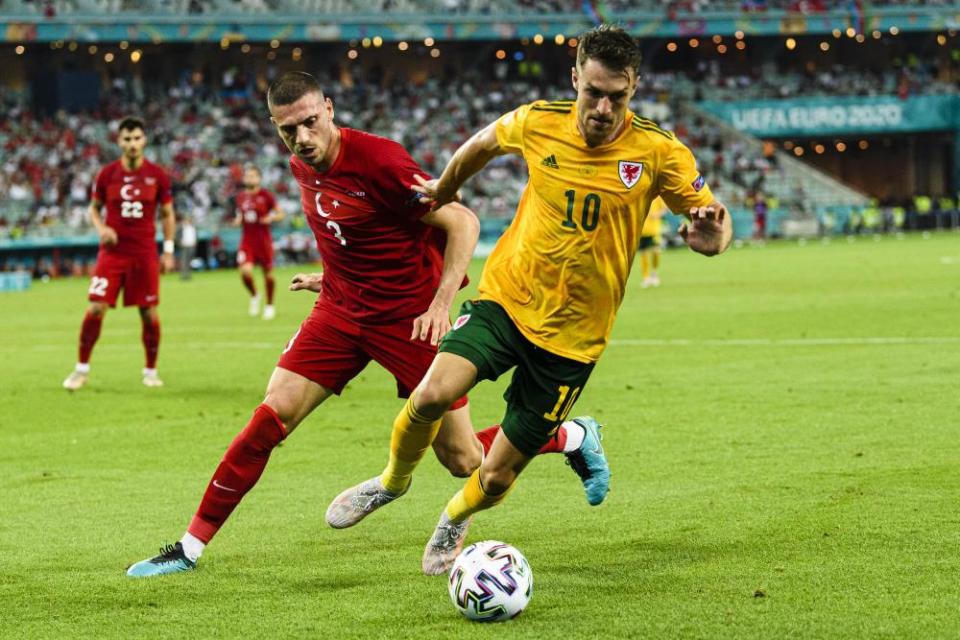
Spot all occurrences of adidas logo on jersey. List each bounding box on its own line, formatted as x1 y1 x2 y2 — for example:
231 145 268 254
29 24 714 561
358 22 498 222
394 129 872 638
541 154 559 169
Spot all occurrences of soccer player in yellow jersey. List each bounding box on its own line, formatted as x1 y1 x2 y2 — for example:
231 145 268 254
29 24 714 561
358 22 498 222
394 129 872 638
326 25 733 575
640 196 668 287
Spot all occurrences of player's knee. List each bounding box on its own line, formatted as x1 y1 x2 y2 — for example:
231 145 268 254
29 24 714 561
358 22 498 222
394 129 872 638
88 304 107 318
414 384 458 418
436 446 480 478
262 392 301 430
479 466 516 496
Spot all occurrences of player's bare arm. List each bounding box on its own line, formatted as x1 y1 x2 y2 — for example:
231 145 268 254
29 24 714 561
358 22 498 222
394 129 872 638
678 201 733 257
265 205 285 225
289 272 323 293
160 201 176 273
89 199 118 247
413 121 504 209
412 202 480 345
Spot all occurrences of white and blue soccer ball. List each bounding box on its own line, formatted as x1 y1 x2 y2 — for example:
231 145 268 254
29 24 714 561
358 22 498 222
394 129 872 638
448 540 533 622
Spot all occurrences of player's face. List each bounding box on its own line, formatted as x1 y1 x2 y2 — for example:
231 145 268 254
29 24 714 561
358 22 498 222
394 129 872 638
243 168 261 190
270 91 337 170
117 127 147 161
572 58 637 147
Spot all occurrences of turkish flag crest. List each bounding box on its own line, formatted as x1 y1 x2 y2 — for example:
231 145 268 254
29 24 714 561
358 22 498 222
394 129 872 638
618 161 643 189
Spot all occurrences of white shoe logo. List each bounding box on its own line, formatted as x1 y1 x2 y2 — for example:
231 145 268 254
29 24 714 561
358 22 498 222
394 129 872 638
212 479 238 492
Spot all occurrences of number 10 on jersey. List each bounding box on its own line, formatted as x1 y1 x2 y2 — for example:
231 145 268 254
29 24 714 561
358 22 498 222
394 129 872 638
562 190 601 232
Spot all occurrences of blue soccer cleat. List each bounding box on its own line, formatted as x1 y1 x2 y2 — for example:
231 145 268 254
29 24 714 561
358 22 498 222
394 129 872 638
126 542 196 578
565 417 611 506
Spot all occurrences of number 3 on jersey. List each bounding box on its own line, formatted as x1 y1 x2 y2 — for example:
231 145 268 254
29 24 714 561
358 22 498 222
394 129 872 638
315 191 347 246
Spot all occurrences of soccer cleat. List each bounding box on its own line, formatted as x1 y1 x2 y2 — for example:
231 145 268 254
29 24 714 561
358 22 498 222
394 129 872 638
126 542 196 578
649 273 660 287
422 512 471 576
62 371 88 391
262 305 276 320
142 371 164 387
325 476 407 529
565 417 611 506
248 294 261 317
641 277 653 289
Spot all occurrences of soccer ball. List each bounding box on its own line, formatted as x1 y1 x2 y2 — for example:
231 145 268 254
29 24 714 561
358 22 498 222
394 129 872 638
448 540 533 622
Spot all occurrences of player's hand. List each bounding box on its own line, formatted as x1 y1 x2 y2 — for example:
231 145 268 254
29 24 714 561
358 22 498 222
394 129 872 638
411 174 462 211
411 302 451 346
679 203 729 257
161 252 175 273
289 272 323 293
99 226 118 247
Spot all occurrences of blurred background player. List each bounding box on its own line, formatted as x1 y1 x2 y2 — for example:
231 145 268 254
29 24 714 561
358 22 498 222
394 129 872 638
178 215 197 281
62 117 175 390
234 164 284 320
125 71 604 578
640 196 668 288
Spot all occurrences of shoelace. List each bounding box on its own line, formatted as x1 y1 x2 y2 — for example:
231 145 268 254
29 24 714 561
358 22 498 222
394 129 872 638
153 544 181 562
433 522 467 551
352 487 393 512
565 453 591 480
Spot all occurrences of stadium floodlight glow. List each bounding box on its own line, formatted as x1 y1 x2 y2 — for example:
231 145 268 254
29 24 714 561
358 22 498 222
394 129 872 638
347 49 357 59
241 44 251 53
712 34 722 44
819 41 830 51
424 37 434 46
131 50 142 63
270 39 280 48
104 52 114 63
666 42 678 52
734 30 744 40
220 38 229 49
814 144 825 154
15 45 24 55
836 142 846 152
785 38 796 50
292 47 302 60
119 41 129 50
717 44 727 54
568 37 578 47
555 34 565 45
513 51 524 61
533 34 544 45
937 34 947 46
361 38 371 48
783 141 794 150
794 146 804 156
398 41 408 51
872 30 882 39
736 40 746 50
267 51 276 60
89 45 98 54
832 28 841 38
858 140 869 150
430 48 440 58
688 38 699 48
495 49 506 59
855 34 865 43
68 41 77 51
889 26 899 35
845 27 856 38
373 36 383 47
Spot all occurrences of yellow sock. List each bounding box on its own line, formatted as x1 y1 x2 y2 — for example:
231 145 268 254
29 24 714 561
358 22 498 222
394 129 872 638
444 468 513 523
640 251 650 278
652 250 660 271
381 396 441 494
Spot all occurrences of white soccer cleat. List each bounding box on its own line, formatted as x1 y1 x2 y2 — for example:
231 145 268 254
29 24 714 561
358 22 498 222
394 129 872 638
262 305 275 320
649 273 660 287
63 371 88 391
142 371 164 387
325 476 407 529
641 277 653 289
248 294 261 317
422 511 472 576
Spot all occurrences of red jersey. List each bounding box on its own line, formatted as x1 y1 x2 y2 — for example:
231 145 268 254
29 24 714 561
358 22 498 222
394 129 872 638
236 188 277 248
93 159 173 257
290 127 448 324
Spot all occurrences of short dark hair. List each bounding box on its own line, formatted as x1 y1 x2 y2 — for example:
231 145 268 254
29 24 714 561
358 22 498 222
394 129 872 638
117 116 145 133
267 71 324 108
576 25 641 75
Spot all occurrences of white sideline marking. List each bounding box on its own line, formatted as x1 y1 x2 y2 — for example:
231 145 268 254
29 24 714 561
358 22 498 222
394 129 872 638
610 337 960 347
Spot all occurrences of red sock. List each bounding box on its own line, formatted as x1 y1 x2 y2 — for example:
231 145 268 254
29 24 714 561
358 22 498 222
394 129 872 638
188 404 288 543
241 272 257 296
474 424 568 455
265 274 275 305
141 315 160 369
78 311 103 364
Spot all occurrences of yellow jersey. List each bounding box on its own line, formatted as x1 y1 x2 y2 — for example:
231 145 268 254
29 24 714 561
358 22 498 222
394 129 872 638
478 99 714 363
642 196 668 238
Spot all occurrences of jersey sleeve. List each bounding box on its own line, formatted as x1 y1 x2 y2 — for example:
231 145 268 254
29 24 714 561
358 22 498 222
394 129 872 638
368 140 433 222
656 138 714 215
263 190 277 211
494 102 535 155
157 168 173 205
92 166 108 204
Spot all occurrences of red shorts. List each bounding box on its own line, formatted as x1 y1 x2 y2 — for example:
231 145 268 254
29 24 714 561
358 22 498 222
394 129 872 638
238 240 273 269
88 251 159 308
277 305 468 409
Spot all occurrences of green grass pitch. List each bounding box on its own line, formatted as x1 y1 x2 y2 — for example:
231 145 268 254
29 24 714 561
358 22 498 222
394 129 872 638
2 233 959 639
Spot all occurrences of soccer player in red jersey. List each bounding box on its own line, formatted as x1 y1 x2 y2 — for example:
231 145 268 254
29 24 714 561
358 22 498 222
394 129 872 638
126 72 605 577
63 117 175 390
234 164 284 320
